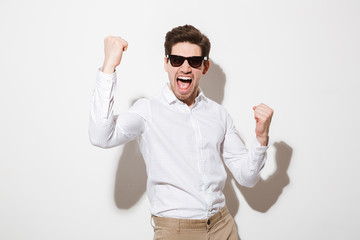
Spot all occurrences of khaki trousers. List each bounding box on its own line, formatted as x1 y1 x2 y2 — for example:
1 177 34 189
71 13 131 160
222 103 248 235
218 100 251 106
151 206 239 240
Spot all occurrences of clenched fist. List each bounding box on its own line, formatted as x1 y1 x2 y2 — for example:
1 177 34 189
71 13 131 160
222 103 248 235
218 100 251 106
102 36 128 74
253 103 274 146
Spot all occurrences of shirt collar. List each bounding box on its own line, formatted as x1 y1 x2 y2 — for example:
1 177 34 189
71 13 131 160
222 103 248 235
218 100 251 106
163 84 177 104
162 83 207 105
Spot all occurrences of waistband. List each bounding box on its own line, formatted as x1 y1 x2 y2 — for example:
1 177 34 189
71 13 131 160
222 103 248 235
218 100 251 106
152 206 230 230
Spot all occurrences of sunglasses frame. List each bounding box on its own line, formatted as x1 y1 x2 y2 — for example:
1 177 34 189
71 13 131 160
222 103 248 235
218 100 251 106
167 55 208 68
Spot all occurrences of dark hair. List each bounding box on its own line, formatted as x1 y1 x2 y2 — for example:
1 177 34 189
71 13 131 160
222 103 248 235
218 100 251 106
164 25 211 59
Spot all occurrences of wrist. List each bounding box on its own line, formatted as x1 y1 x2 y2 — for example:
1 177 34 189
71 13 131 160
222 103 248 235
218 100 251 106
102 62 116 74
256 135 269 146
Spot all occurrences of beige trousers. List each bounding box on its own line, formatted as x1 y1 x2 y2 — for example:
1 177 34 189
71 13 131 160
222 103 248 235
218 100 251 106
151 206 239 240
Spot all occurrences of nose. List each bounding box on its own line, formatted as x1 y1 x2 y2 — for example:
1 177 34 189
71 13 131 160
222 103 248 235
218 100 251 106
180 59 192 73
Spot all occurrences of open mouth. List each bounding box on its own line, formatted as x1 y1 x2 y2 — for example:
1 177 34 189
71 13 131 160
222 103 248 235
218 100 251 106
177 76 192 91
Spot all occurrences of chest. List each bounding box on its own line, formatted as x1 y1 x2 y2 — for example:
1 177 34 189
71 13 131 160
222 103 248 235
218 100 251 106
148 103 226 150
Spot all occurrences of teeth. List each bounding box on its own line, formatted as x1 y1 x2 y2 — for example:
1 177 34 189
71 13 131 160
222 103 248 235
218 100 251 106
178 76 192 81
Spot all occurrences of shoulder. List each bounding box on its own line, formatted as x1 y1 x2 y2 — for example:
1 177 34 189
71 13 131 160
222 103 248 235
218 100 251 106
128 89 166 121
129 98 151 121
130 97 150 110
203 96 236 130
203 96 229 117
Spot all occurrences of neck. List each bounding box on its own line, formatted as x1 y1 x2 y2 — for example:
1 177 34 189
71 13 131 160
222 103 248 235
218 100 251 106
167 83 198 107
183 89 198 107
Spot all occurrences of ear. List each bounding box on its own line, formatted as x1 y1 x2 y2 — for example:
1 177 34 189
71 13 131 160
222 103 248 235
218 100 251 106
202 60 210 75
164 57 169 72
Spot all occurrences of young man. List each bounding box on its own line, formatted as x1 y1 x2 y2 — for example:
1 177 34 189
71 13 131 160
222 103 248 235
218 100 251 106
89 25 273 240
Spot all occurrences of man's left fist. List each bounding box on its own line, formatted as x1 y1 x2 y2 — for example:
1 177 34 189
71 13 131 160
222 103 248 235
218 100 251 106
253 103 274 146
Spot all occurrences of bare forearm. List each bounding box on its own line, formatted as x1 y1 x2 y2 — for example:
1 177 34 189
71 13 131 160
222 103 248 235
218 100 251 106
101 64 116 74
257 135 269 146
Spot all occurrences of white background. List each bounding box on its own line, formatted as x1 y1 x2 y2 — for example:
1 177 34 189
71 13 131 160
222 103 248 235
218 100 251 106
1 0 359 239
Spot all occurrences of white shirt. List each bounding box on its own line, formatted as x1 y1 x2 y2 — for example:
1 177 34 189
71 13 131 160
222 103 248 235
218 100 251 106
89 70 268 219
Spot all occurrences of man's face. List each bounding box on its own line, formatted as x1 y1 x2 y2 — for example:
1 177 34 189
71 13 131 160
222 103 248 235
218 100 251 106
164 42 209 107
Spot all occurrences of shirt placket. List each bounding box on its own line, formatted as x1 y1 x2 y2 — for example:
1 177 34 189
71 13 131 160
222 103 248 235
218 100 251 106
188 107 212 218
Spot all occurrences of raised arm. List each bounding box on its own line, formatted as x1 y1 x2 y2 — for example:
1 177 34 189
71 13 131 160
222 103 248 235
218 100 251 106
89 36 145 148
222 104 273 188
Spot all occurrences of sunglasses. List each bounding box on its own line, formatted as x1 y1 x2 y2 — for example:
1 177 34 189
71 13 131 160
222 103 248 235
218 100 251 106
167 55 208 68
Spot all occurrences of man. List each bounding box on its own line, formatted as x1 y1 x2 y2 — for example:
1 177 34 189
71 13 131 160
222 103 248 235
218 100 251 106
89 25 273 240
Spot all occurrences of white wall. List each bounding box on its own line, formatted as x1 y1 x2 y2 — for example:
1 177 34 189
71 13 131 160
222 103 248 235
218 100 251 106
1 0 359 239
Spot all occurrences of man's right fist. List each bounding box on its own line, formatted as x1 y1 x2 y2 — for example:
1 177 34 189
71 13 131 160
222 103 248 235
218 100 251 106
102 36 128 74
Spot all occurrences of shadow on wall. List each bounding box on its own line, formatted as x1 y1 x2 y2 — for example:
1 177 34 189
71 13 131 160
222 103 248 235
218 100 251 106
200 59 226 104
224 142 293 216
114 132 146 208
113 60 292 220
237 142 292 213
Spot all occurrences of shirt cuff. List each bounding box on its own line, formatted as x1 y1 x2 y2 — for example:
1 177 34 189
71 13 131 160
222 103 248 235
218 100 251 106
252 137 270 152
96 68 117 88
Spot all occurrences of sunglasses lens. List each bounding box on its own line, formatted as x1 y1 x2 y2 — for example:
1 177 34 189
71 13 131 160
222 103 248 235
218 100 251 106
170 55 184 67
188 57 203 68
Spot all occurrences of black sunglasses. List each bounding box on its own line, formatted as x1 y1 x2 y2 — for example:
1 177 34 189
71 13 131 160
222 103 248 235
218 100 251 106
167 55 208 68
